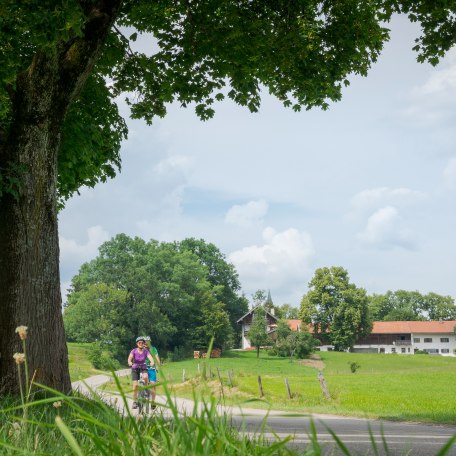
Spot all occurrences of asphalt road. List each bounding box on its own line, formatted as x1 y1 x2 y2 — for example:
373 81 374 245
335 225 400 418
74 372 456 456
232 413 456 455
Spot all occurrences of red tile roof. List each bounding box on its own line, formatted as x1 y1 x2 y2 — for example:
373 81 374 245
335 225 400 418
287 320 302 331
285 320 456 335
372 320 456 334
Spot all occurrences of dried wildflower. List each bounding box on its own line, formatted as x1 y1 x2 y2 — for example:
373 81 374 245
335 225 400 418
52 401 62 408
15 326 28 340
13 353 26 364
8 422 22 438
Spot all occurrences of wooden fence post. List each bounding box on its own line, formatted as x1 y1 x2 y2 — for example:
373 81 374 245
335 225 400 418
285 378 292 399
318 371 330 399
216 367 225 400
227 370 233 387
258 375 264 397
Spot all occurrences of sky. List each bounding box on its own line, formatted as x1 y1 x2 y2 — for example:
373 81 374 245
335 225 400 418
59 16 456 308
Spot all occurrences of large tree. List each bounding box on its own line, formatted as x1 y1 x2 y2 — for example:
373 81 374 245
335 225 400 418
1 1 455 394
63 234 242 360
300 266 371 351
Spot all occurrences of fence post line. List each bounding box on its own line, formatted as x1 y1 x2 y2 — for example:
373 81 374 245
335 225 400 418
285 378 292 399
258 375 264 397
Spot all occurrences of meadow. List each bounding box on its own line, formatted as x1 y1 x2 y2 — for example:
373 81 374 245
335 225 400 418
105 348 456 424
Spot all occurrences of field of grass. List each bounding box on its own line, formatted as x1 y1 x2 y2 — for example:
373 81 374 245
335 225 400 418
71 344 456 424
68 342 107 381
110 349 456 424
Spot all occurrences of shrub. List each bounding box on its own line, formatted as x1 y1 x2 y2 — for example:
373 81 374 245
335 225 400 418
88 343 120 370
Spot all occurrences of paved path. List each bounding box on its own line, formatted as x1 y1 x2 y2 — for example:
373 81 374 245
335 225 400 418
72 371 456 455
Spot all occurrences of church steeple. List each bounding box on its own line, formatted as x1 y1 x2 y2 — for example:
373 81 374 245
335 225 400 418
264 290 274 312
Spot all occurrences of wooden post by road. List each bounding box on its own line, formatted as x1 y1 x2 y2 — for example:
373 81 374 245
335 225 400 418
258 375 264 397
318 371 330 399
285 378 292 399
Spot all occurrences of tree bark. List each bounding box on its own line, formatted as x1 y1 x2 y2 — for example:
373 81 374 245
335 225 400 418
0 0 122 395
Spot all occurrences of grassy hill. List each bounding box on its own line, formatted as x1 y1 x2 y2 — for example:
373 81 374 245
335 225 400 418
68 342 107 381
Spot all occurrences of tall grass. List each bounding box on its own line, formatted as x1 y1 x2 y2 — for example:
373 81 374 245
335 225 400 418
2 331 456 455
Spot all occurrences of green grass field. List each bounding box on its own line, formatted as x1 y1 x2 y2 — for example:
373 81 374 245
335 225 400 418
68 343 107 381
71 345 456 424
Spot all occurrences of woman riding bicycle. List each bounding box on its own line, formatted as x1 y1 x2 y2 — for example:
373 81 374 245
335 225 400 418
128 336 155 409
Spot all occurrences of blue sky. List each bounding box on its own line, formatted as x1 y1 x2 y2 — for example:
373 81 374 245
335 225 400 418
59 16 456 307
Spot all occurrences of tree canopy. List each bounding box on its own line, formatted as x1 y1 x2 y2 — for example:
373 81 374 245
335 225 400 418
300 266 371 351
64 234 246 361
368 290 456 321
2 0 456 394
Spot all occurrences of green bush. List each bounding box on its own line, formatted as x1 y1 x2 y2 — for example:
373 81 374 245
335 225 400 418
88 343 120 370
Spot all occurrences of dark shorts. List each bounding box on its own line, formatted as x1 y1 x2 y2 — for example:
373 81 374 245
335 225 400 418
131 367 148 381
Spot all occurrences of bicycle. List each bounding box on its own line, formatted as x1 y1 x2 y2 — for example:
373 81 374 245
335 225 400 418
137 376 150 414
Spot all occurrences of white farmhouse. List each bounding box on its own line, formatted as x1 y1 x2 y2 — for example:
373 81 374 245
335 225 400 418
349 321 456 355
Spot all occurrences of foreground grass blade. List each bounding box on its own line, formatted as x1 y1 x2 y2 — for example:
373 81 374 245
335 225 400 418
55 416 84 456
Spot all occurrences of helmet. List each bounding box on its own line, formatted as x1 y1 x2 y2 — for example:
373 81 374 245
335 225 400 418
136 336 146 342
144 336 151 341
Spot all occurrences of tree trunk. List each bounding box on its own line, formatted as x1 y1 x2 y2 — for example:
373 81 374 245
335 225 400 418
0 0 122 395
0 53 71 395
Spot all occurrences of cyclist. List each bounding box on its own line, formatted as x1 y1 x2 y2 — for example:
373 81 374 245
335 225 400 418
128 336 155 409
144 336 161 409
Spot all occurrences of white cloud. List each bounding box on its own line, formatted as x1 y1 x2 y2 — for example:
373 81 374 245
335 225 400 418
229 227 315 302
59 225 110 303
351 187 426 212
154 154 193 175
443 157 456 192
60 225 110 260
403 53 456 128
224 199 268 227
358 206 414 249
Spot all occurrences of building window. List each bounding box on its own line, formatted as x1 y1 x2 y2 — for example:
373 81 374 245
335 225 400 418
424 338 432 343
401 348 406 353
379 348 385 353
441 349 450 354
424 348 439 354
391 347 396 353
440 338 449 343
413 337 420 343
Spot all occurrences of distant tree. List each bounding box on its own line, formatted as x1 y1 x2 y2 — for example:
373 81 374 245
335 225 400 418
192 289 234 350
248 307 270 358
64 234 245 360
275 304 300 320
251 290 267 308
273 320 316 360
300 267 371 351
178 238 248 341
368 290 456 321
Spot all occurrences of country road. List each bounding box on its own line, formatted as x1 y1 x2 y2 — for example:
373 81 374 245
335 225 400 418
73 371 456 455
